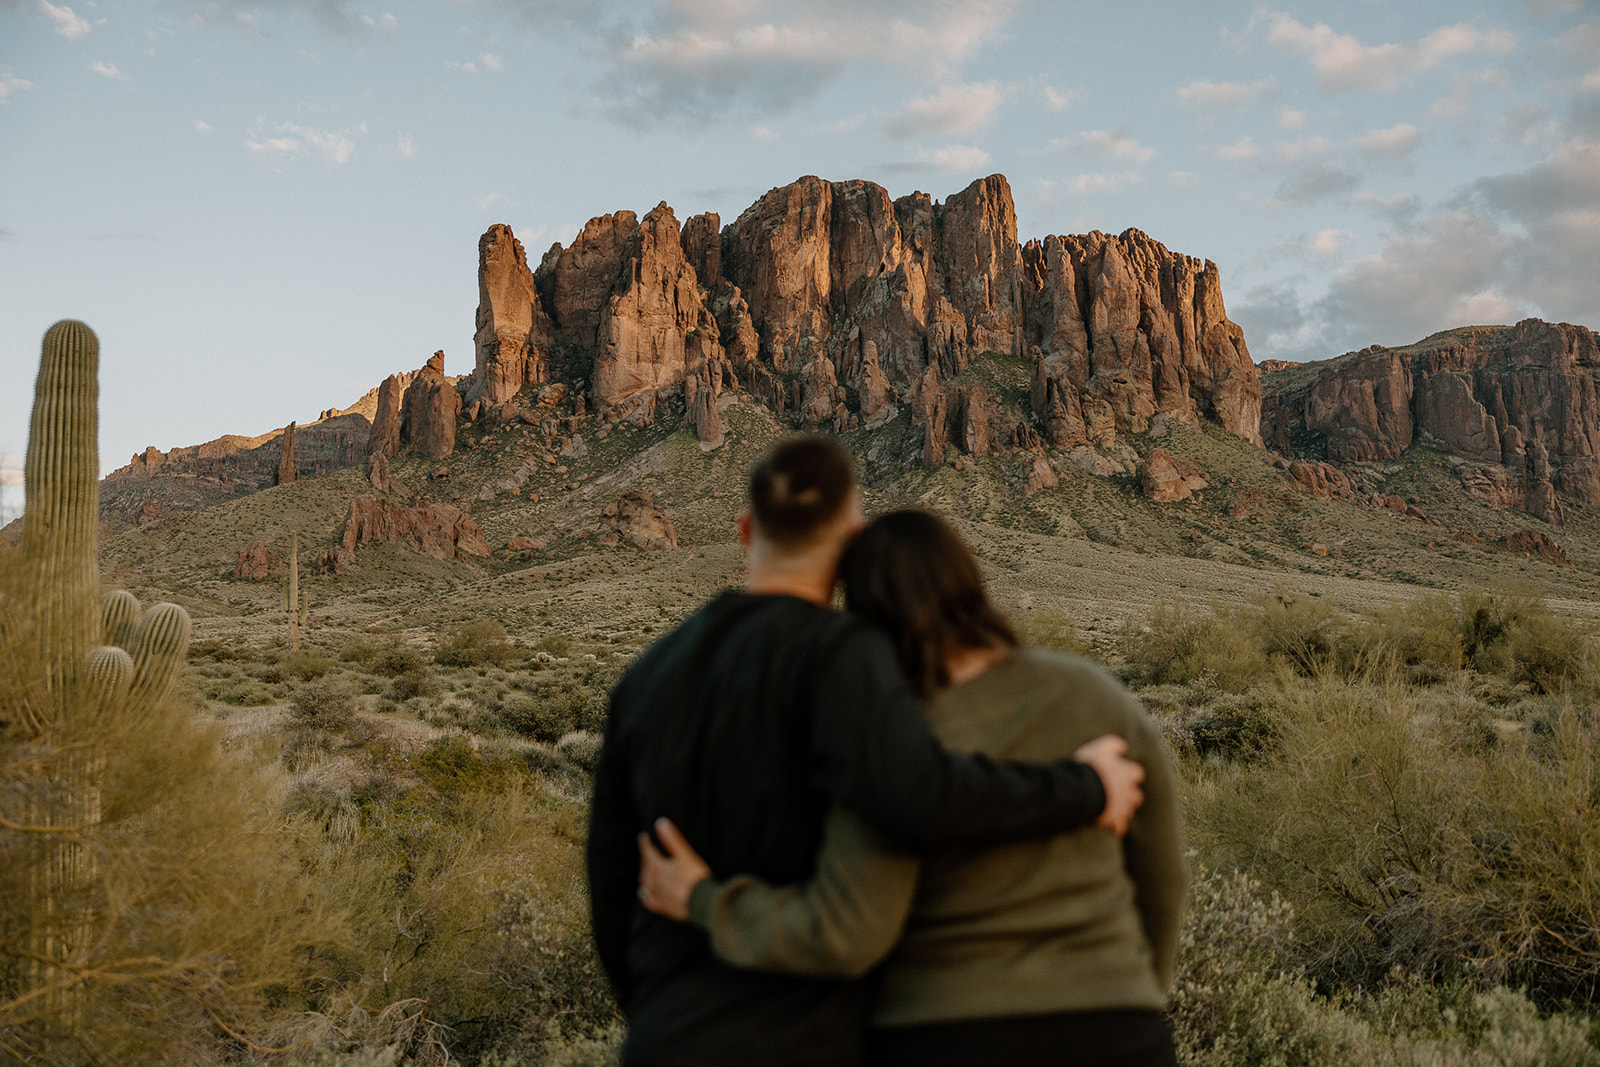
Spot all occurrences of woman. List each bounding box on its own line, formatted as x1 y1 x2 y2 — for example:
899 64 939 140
637 509 1186 1066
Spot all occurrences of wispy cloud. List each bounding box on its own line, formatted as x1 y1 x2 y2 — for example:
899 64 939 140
245 118 366 164
924 143 990 172
89 60 126 80
186 1 396 38
883 81 1008 140
1354 122 1424 167
39 0 93 40
0 70 36 105
194 119 213 134
1257 12 1515 93
1175 77 1276 124
1050 128 1156 166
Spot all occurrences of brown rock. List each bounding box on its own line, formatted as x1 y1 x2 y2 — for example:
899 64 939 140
1309 543 1329 557
1500 528 1571 565
592 203 713 412
1258 359 1294 375
913 363 949 469
857 341 895 429
400 351 461 461
680 211 722 284
506 535 547 552
537 210 638 352
367 450 394 493
723 176 835 367
1524 439 1565 528
1456 530 1481 544
1261 320 1600 506
797 355 842 432
313 547 353 575
942 174 1023 355
1286 459 1354 499
274 422 297 485
1141 448 1209 503
340 496 490 561
1018 453 1059 497
1012 421 1043 451
951 384 993 457
471 223 552 412
365 370 415 461
687 364 725 448
234 541 273 580
599 490 678 551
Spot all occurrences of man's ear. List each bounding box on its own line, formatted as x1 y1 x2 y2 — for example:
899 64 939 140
735 509 753 548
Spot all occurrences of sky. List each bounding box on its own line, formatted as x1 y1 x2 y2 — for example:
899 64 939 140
3 0 1599 518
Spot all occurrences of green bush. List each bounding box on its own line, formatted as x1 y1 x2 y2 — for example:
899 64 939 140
387 666 440 702
289 679 356 731
555 731 603 774
340 635 382 667
1020 607 1092 656
373 643 427 677
1188 692 1285 762
535 632 573 656
435 620 517 668
285 648 337 681
1119 600 1268 692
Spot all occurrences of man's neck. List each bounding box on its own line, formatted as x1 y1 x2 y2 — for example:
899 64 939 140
744 569 833 606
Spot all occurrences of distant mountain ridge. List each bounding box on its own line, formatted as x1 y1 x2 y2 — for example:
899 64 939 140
1259 319 1600 528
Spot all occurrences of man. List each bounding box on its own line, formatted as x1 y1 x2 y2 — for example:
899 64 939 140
586 435 1143 1066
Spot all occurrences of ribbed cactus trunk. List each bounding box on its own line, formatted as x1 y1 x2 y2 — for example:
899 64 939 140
19 321 103 1018
288 532 301 653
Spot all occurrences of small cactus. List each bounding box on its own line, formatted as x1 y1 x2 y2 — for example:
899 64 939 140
102 589 141 650
84 645 134 716
125 603 192 725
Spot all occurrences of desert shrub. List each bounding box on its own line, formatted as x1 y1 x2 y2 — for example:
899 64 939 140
189 637 238 662
285 648 338 681
340 635 382 667
1351 594 1465 683
535 632 573 656
1020 607 1092 656
373 643 427 677
290 679 357 731
1255 589 1347 678
1189 679 1600 1006
555 730 603 774
436 620 516 668
387 666 440 702
1119 600 1268 692
1188 691 1285 762
1509 612 1590 694
501 692 580 742
210 679 276 707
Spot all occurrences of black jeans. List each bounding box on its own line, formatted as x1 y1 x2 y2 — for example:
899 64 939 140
865 1009 1177 1067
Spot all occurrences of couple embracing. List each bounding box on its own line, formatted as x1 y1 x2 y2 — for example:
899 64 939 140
586 436 1185 1067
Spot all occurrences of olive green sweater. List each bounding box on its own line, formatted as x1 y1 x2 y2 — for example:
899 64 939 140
687 648 1186 1026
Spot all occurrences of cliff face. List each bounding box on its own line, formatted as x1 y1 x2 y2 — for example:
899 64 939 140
1260 320 1600 525
473 172 1262 456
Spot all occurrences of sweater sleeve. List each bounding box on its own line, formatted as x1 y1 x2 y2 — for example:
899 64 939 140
808 624 1105 848
687 804 921 978
1120 700 1187 994
585 690 641 1005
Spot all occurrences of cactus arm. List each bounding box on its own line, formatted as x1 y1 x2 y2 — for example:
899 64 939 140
101 590 141 651
125 603 192 726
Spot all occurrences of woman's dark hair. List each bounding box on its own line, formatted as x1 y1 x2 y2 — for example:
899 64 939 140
840 509 1017 697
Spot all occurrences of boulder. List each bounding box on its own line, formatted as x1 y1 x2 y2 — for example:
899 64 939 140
1017 454 1059 497
234 541 273 581
1285 459 1354 500
400 351 461 461
340 496 490 561
367 450 394 493
1141 448 1209 503
1500 529 1571 566
599 490 678 551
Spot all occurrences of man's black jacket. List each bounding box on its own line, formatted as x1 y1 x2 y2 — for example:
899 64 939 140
585 592 1106 1066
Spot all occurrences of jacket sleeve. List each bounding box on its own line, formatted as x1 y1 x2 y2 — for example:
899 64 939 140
687 804 921 978
1121 700 1187 993
585 691 640 1006
809 625 1105 848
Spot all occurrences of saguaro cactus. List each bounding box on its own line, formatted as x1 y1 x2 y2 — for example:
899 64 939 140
288 532 301 652
9 320 194 1018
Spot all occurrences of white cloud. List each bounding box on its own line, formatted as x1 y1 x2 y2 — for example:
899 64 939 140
39 0 92 39
1051 128 1156 166
89 60 125 80
751 124 778 142
1212 135 1259 163
1354 122 1424 166
1272 161 1361 204
194 119 213 133
1064 172 1145 195
1584 69 1600 91
923 143 990 172
1040 82 1077 112
1175 77 1276 124
1258 12 1515 93
1277 106 1309 130
1308 228 1352 254
482 52 505 72
447 60 479 75
883 81 1008 140
578 0 1023 125
0 70 35 105
396 132 415 158
1168 170 1199 188
186 0 397 38
246 119 361 164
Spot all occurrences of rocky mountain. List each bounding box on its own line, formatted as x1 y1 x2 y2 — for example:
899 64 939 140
1260 320 1600 528
468 173 1261 472
102 172 1262 523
